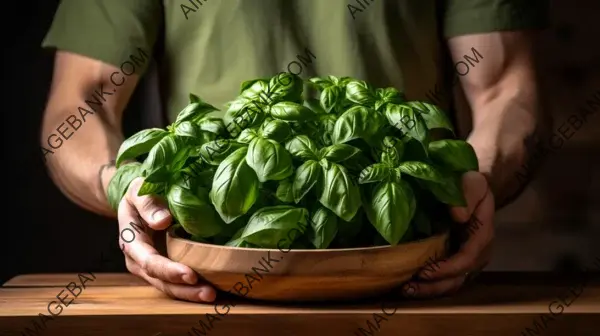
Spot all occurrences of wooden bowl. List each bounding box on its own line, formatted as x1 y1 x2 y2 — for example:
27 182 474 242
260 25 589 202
166 226 449 302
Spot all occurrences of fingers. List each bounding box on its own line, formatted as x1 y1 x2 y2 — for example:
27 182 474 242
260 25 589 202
126 256 217 303
419 172 495 280
118 199 199 285
401 275 466 298
127 177 172 230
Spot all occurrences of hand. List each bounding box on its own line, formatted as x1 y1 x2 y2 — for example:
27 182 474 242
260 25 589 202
117 177 216 302
402 171 495 298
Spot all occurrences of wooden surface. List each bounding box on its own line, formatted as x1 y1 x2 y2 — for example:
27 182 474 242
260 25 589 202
167 226 449 301
0 273 599 336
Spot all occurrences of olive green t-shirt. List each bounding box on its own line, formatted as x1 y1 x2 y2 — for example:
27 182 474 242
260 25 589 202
43 0 546 123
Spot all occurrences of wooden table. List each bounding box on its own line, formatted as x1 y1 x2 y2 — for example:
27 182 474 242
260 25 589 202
0 273 598 336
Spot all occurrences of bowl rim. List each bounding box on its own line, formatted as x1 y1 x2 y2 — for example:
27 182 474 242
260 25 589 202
167 225 449 254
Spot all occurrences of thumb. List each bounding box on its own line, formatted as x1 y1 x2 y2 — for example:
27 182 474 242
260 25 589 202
126 177 172 230
450 171 489 223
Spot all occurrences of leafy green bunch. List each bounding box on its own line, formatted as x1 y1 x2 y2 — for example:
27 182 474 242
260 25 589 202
107 73 479 249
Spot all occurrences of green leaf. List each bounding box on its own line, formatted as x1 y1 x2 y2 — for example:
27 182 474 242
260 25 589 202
259 119 292 142
240 205 309 249
377 136 404 166
320 85 343 113
270 101 316 121
239 79 270 103
189 93 202 103
237 128 259 144
428 140 479 172
197 117 226 135
107 162 142 211
142 135 190 182
167 184 223 238
319 162 361 221
116 128 168 168
175 101 219 125
239 78 269 94
358 163 392 184
137 180 167 196
224 100 265 136
275 178 294 203
397 161 444 183
332 106 386 144
421 170 467 206
317 114 337 146
345 80 376 106
198 139 246 165
246 138 294 182
377 87 406 103
292 160 321 203
268 73 303 103
285 135 320 161
320 144 361 162
210 147 260 223
309 206 338 249
174 121 204 139
385 103 429 147
406 101 454 134
308 77 334 91
365 180 416 245
304 98 327 115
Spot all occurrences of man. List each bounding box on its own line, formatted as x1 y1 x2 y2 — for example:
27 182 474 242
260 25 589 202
40 0 548 302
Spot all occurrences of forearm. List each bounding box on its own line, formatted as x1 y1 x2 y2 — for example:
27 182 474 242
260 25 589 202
41 51 139 217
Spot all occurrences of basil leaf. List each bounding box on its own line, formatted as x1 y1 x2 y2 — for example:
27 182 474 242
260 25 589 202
197 117 226 135
239 79 270 102
142 135 190 182
224 100 265 137
237 128 259 144
259 119 292 142
239 78 269 94
345 80 376 106
407 101 454 134
240 205 309 249
318 114 337 146
377 136 404 166
309 206 338 249
320 85 343 113
319 162 361 221
397 161 444 183
308 77 334 91
332 106 386 144
358 163 392 184
167 184 223 238
174 121 204 139
285 135 320 161
175 101 219 125
304 98 327 115
210 147 260 223
246 138 294 182
189 93 202 103
365 180 416 245
198 139 246 165
428 140 479 172
270 101 316 121
275 178 294 203
421 170 467 206
385 103 429 146
292 160 321 203
107 162 142 211
137 180 167 197
268 73 303 103
116 128 168 168
320 144 361 162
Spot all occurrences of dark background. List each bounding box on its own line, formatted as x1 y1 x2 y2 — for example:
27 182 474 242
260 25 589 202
1 0 599 284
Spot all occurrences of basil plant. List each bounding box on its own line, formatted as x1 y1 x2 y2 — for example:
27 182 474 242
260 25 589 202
107 73 479 249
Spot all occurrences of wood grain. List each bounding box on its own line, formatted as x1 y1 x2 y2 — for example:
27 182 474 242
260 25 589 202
166 226 450 301
0 272 598 336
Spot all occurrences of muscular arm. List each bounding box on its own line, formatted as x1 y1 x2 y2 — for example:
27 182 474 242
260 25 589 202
41 51 140 217
448 31 545 208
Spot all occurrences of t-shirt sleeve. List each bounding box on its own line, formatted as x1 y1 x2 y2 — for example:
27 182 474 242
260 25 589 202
442 0 550 38
42 0 162 74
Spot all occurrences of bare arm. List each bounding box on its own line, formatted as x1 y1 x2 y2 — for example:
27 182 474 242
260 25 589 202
448 31 545 208
41 51 140 217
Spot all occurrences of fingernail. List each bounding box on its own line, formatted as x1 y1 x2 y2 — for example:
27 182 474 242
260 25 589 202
199 287 216 302
152 209 170 222
181 273 197 285
403 283 416 297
